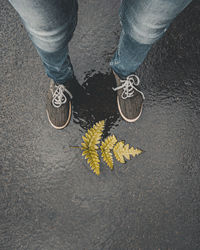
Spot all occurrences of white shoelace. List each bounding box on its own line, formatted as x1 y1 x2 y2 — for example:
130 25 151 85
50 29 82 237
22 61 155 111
112 74 145 100
52 84 73 108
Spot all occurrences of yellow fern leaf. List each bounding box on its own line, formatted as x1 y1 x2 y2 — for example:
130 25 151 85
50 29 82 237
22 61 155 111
81 120 105 175
100 135 117 169
113 141 142 164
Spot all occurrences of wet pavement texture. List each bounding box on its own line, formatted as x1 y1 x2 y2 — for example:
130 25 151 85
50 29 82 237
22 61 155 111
1 0 200 249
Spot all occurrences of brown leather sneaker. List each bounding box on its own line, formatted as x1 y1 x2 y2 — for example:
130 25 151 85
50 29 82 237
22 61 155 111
46 79 72 129
112 70 145 122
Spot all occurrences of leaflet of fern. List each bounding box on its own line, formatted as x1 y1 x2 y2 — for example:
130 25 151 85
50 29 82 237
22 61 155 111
100 135 117 169
82 149 100 175
81 121 104 150
129 147 142 157
81 120 104 175
113 142 126 163
113 141 142 164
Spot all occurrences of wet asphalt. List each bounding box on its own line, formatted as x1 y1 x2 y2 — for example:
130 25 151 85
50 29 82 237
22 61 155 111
1 0 200 249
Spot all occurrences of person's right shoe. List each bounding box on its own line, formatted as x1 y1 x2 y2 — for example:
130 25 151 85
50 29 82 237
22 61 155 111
46 79 73 129
112 70 145 122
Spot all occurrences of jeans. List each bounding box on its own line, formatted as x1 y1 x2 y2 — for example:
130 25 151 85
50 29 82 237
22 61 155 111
9 0 192 83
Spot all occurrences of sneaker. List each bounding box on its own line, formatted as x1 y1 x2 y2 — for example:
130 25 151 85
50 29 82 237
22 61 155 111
46 79 73 129
112 70 145 122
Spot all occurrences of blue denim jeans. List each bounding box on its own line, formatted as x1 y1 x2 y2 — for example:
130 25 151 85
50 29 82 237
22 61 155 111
9 0 192 83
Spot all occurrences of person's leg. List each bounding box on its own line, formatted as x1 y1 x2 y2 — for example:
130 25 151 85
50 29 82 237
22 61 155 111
110 0 192 123
9 0 78 129
110 0 192 79
9 0 78 84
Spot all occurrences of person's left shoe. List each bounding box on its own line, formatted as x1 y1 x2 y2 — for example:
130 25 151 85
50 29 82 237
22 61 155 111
112 70 145 122
46 79 73 129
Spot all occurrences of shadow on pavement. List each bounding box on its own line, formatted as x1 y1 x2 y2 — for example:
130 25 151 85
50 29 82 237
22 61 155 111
71 71 120 137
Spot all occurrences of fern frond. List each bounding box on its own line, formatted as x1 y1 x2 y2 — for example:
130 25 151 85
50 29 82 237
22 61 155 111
81 120 104 175
100 135 117 169
79 120 142 175
113 141 142 164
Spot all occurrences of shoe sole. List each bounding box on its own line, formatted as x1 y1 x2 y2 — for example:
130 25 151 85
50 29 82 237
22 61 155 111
46 101 72 130
117 95 143 123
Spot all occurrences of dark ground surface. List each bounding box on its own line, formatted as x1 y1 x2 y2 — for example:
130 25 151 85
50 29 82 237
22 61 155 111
1 0 200 249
